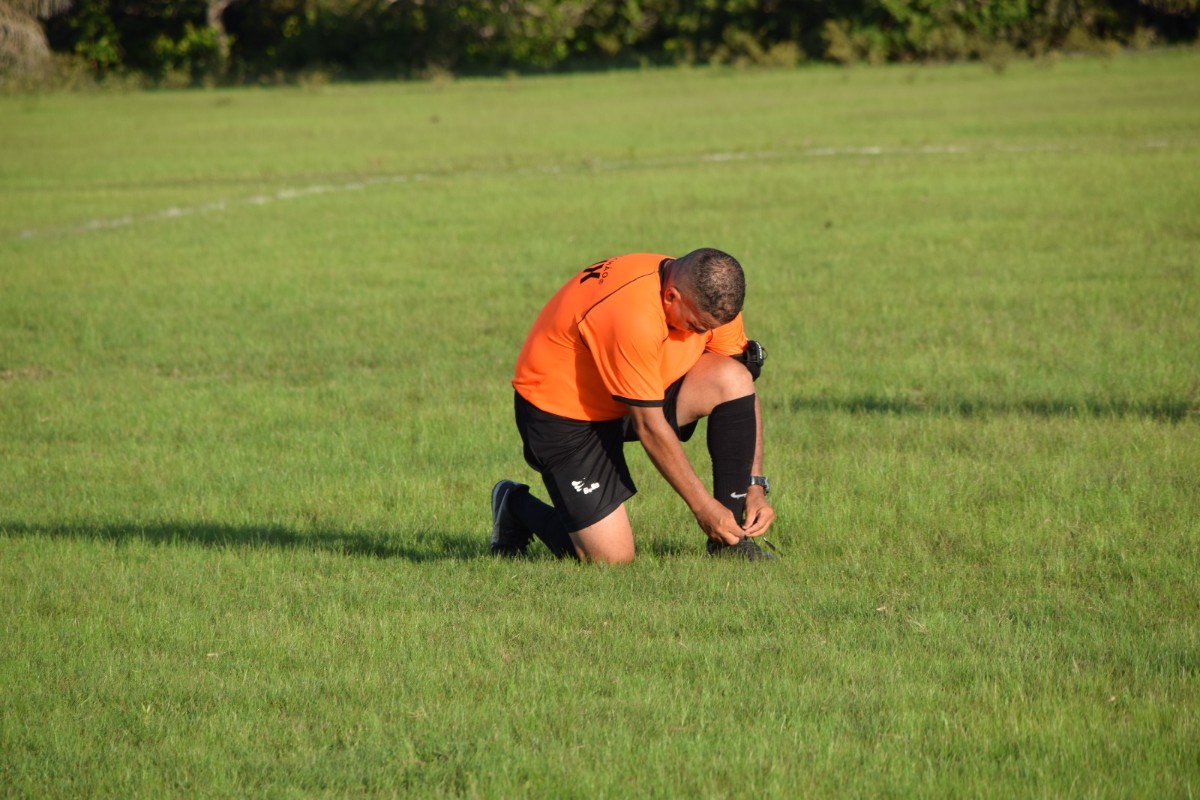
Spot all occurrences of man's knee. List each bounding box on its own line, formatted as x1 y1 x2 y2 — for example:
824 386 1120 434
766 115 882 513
678 354 755 422
571 535 635 564
708 353 755 396
570 504 636 564
580 545 635 566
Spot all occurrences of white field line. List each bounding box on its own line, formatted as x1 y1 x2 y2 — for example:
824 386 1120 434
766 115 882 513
12 139 1178 241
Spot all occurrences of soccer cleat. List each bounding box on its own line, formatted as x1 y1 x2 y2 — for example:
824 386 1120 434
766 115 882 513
706 536 773 561
490 479 533 557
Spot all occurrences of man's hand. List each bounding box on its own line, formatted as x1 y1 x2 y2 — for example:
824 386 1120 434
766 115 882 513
741 486 775 537
694 497 746 546
629 405 746 546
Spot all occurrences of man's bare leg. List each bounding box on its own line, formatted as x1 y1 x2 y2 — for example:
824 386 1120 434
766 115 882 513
675 352 756 426
501 486 634 563
570 503 635 565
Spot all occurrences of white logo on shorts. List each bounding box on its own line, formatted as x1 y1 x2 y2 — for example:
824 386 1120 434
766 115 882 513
731 492 747 499
572 479 601 495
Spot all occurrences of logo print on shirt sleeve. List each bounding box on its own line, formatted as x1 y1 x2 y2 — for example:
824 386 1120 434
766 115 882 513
578 259 613 284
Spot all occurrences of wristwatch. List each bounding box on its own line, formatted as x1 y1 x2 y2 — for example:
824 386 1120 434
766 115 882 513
749 475 770 495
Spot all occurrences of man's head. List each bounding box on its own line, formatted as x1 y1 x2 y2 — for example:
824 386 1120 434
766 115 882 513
663 248 745 332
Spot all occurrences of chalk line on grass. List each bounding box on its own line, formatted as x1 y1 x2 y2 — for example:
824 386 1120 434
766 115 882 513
12 139 1184 241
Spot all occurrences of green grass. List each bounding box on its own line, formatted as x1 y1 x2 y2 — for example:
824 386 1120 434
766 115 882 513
2 51 1199 797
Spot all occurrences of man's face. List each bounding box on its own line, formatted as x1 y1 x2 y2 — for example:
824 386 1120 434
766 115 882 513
663 286 721 335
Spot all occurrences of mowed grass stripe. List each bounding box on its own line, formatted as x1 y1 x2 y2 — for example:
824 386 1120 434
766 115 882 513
11 137 1199 242
4 49 1199 230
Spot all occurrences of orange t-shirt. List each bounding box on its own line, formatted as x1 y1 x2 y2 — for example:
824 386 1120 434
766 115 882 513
513 253 748 421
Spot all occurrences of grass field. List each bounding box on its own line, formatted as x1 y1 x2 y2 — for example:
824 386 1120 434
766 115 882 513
2 50 1199 797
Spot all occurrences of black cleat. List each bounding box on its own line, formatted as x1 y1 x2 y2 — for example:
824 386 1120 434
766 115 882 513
490 480 532 557
706 536 773 561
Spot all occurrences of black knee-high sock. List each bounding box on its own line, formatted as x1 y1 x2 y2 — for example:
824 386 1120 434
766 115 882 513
507 487 579 560
707 394 757 523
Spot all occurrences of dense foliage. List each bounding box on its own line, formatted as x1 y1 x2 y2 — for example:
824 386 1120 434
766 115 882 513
10 0 1200 82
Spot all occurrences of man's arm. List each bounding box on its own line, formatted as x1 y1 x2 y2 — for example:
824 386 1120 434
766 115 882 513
627 404 745 546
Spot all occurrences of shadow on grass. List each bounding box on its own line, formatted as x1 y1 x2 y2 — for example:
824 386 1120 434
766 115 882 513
780 394 1197 421
0 520 483 562
4 521 752 563
640 540 695 559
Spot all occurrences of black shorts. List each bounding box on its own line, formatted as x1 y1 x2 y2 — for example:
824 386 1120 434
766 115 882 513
514 379 697 532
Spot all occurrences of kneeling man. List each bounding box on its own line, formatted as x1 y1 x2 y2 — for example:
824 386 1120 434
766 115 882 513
491 248 775 564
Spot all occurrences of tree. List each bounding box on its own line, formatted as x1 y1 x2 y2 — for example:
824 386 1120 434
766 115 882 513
205 0 237 76
0 0 71 76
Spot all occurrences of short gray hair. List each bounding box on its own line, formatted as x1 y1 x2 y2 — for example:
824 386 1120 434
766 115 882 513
675 248 745 324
